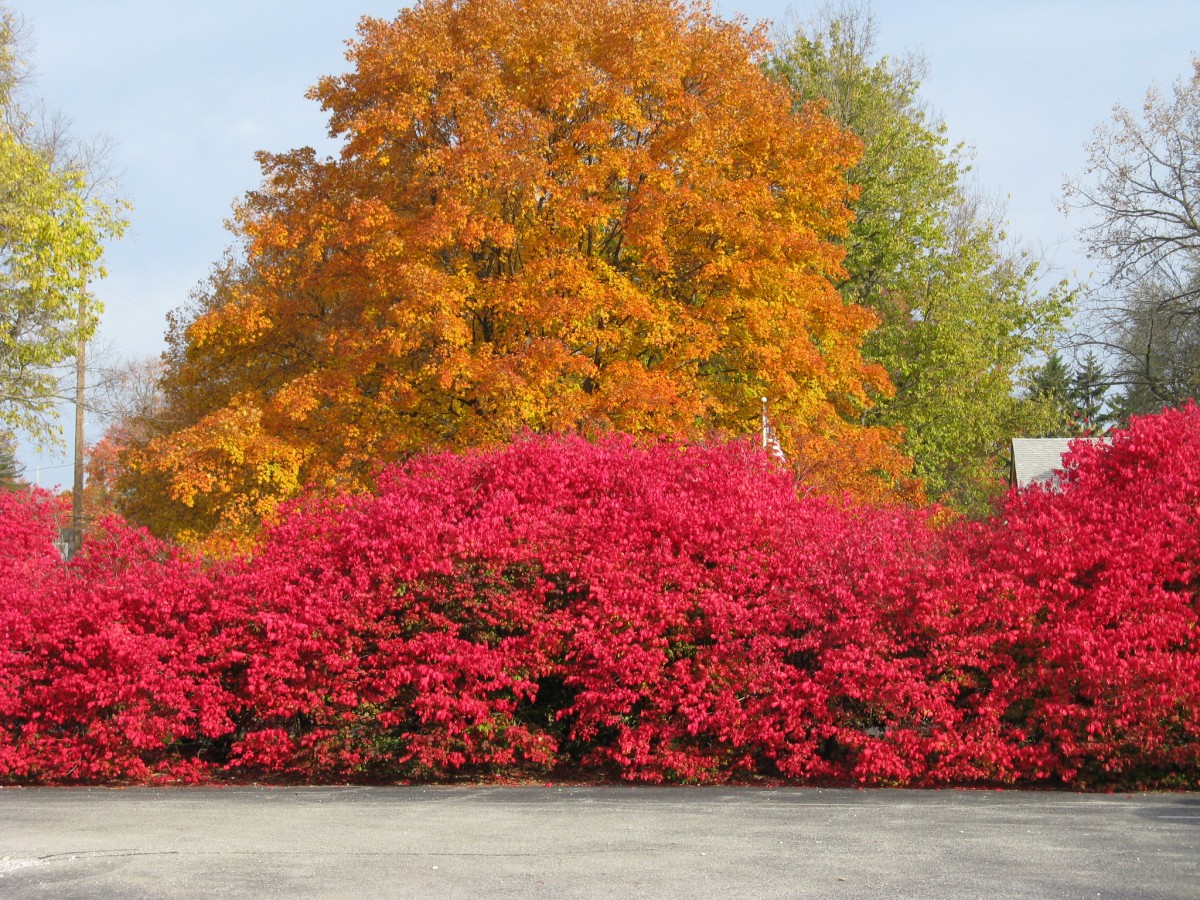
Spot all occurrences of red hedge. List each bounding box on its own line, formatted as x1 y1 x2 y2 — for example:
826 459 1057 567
1 407 1198 787
0 506 239 782
936 404 1200 786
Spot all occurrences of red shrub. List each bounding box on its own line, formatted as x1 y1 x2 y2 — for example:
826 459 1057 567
0 491 66 777
221 436 955 783
1 412 1198 788
0 489 63 587
218 459 565 779
0 514 240 783
931 404 1200 786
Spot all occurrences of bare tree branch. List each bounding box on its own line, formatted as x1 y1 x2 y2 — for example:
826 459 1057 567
1065 56 1200 417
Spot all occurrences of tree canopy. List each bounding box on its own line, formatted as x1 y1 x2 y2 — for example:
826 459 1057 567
0 8 127 447
1066 56 1200 417
127 0 917 548
768 4 1069 513
0 429 21 490
1026 350 1114 437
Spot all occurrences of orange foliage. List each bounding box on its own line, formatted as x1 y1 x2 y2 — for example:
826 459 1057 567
82 428 125 523
789 415 924 506
137 0 914 546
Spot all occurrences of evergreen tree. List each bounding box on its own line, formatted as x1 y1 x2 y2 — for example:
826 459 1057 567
0 430 24 490
1068 352 1113 434
1027 351 1075 436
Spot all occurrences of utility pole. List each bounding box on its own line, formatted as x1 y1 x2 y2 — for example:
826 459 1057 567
68 281 86 560
73 293 85 528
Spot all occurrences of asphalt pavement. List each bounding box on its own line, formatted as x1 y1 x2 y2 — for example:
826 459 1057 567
2 785 1198 898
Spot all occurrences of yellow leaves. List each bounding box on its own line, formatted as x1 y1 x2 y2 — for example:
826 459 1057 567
272 373 326 424
132 398 308 550
187 291 272 352
788 416 925 508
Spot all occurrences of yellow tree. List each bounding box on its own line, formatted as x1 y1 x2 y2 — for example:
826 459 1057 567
132 0 915 547
0 8 127 447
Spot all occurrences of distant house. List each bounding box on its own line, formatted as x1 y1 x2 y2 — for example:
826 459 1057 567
1009 438 1096 489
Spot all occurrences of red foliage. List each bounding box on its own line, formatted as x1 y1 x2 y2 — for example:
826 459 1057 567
0 514 239 782
0 409 1198 787
929 404 1200 786
0 489 62 589
0 490 66 776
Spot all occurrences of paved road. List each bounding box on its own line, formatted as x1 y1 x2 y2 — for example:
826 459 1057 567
1 786 1198 898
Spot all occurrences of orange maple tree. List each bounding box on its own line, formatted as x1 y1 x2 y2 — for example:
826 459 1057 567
130 0 917 547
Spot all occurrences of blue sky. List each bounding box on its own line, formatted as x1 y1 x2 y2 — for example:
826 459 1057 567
12 0 1200 482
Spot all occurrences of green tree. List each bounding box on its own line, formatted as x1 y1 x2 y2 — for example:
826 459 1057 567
1096 272 1200 421
1069 352 1113 433
1027 350 1075 436
0 7 127 447
0 428 21 489
1026 351 1114 437
768 3 1069 513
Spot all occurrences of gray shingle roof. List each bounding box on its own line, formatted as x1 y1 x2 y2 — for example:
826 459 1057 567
1010 438 1078 489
